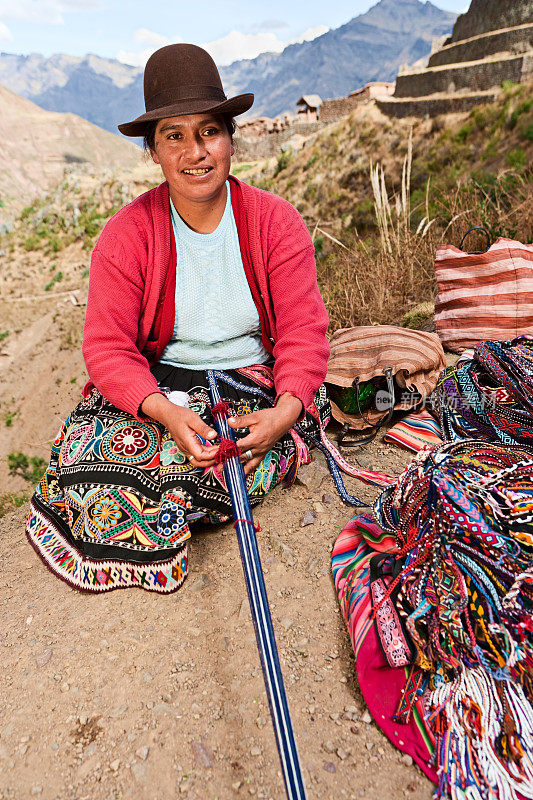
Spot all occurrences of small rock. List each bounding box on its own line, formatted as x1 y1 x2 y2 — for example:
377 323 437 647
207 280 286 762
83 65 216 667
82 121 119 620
280 617 294 631
361 710 372 724
232 781 242 791
344 705 358 715
322 493 335 505
365 742 374 751
142 671 153 683
401 754 413 767
110 759 120 772
136 746 149 761
322 761 336 774
336 748 348 761
108 704 128 718
255 716 267 729
296 462 329 492
322 740 335 754
407 782 418 792
31 786 42 795
301 509 317 527
191 740 214 768
131 763 146 782
76 755 99 780
189 573 211 592
312 501 326 514
250 746 261 757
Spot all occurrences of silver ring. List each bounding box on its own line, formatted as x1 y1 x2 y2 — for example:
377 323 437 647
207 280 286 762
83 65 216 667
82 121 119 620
244 449 253 462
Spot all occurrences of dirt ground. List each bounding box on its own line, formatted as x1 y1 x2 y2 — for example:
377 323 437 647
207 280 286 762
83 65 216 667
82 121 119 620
0 167 434 800
0 437 434 800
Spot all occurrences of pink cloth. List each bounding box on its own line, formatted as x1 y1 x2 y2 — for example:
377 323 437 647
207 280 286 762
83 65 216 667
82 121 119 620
82 176 329 420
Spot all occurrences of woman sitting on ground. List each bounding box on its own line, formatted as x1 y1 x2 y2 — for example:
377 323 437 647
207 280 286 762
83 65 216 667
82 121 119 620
26 44 330 594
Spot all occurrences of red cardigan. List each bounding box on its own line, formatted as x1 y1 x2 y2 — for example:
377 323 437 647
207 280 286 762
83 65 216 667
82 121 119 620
83 176 330 420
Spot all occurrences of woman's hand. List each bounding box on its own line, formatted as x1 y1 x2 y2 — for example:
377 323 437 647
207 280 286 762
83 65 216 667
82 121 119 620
228 393 303 475
141 393 219 469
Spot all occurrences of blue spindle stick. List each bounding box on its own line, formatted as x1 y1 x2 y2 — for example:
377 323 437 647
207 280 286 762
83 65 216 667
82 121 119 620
206 370 308 800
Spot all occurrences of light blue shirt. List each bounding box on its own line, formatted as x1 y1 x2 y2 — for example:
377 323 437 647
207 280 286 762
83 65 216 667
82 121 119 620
160 182 270 370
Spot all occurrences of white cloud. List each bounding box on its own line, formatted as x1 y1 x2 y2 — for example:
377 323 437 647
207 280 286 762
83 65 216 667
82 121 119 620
0 0 101 24
202 31 286 65
117 23 330 69
0 20 12 40
134 28 173 48
289 25 328 45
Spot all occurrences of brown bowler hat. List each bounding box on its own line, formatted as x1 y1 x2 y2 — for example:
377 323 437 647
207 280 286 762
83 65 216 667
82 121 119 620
118 43 254 137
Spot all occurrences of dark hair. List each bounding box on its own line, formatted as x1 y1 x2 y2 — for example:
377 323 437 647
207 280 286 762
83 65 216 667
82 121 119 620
143 114 236 152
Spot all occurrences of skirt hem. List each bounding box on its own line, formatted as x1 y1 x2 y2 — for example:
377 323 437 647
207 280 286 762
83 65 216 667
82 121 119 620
26 498 189 594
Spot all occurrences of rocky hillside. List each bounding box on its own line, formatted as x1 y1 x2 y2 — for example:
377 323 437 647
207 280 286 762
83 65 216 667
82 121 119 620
0 0 455 131
0 83 143 226
241 81 533 244
222 0 456 118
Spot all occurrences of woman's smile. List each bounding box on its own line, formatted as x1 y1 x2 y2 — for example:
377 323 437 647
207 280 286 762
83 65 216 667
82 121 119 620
150 113 233 222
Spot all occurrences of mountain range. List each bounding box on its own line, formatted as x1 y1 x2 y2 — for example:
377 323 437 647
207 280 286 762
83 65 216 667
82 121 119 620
0 0 456 134
0 83 141 225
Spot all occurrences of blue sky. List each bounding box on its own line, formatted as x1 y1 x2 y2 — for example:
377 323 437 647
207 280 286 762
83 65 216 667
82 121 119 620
0 0 469 66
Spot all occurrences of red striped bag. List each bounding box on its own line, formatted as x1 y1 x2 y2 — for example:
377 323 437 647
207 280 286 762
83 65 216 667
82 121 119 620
434 235 533 353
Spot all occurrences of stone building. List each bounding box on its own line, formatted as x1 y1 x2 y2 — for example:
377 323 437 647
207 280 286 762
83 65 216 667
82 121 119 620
296 95 323 122
377 0 533 118
320 82 395 122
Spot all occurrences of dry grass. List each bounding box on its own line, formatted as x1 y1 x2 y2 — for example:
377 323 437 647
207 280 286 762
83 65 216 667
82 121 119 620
315 133 533 331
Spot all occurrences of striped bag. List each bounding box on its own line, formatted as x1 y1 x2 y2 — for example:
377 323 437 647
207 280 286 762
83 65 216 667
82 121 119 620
434 235 533 353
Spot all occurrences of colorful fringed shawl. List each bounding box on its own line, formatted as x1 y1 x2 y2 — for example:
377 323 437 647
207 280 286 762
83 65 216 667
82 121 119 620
373 440 533 799
332 514 437 781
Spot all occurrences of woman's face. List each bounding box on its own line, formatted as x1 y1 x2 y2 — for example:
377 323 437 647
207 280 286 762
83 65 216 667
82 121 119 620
150 113 233 210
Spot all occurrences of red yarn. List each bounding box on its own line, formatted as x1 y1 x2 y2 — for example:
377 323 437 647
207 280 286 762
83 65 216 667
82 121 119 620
214 438 240 465
211 401 230 419
233 519 261 532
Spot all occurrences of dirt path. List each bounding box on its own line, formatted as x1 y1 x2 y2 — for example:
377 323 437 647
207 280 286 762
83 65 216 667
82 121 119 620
0 439 432 800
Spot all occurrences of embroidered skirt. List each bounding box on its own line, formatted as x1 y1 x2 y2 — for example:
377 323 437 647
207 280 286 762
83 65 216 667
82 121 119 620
26 363 330 594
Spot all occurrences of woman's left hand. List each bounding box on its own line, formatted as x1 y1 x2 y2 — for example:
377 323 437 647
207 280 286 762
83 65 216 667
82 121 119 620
228 393 303 475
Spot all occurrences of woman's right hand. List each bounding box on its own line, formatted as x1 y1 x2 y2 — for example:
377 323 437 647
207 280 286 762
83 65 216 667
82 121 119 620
141 392 219 469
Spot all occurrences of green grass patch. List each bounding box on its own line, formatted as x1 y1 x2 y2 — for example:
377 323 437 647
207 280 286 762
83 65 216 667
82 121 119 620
0 490 29 518
506 148 527 169
8 451 47 484
44 271 63 291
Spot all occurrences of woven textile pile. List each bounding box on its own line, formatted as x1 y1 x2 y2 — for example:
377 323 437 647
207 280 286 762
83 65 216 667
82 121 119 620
374 439 533 800
434 336 533 446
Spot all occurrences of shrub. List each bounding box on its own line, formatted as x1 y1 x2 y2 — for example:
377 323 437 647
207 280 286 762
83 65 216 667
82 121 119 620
44 271 63 291
506 148 526 169
274 148 292 177
7 451 47 484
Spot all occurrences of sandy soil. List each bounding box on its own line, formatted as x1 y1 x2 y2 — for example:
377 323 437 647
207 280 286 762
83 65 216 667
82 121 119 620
0 420 433 800
0 166 433 800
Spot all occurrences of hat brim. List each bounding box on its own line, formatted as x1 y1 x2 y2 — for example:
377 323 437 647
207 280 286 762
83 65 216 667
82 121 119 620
118 93 254 137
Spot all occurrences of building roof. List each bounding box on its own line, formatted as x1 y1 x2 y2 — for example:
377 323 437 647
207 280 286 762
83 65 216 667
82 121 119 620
348 81 395 97
296 94 323 109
